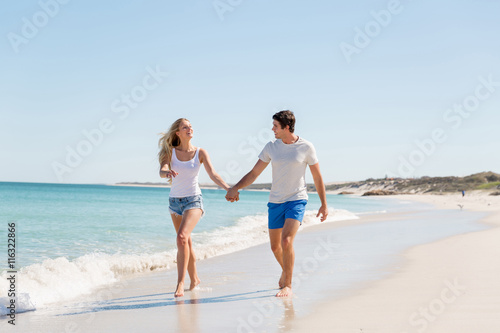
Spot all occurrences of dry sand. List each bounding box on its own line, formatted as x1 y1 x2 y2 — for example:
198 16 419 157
292 192 500 332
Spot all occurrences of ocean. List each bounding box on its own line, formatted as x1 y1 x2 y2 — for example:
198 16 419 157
0 182 391 313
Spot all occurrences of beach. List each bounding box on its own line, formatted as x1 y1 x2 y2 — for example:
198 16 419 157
4 0 500 330
2 190 499 332
292 192 500 332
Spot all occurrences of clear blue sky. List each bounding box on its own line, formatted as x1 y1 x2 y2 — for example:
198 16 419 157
1 0 499 185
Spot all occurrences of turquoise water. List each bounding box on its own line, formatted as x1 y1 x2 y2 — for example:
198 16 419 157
0 182 389 268
0 182 392 308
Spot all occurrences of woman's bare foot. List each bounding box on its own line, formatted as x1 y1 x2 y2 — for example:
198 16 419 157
174 282 185 297
278 271 286 289
190 277 201 290
276 286 292 297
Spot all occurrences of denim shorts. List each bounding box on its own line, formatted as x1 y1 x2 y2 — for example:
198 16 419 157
267 199 307 229
169 194 204 217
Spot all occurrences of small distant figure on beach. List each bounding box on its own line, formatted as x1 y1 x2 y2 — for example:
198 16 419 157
226 110 328 297
158 118 233 297
462 190 465 197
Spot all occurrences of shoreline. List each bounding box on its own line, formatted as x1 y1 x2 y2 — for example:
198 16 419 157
108 183 272 192
292 193 500 332
3 194 495 332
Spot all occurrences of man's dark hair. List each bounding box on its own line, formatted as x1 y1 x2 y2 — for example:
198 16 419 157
273 110 295 133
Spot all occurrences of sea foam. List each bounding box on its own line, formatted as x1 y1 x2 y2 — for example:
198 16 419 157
0 208 359 312
0 293 36 316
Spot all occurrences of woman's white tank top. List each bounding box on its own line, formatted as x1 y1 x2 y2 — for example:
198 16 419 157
169 147 202 198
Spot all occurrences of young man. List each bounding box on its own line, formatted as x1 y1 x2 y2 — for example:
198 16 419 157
226 110 328 297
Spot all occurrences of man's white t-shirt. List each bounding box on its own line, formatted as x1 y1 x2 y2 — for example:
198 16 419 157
258 137 319 204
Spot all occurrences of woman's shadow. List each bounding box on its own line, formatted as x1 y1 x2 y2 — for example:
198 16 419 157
61 288 277 316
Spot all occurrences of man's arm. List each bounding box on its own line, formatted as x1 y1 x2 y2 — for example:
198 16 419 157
226 159 269 201
309 163 328 222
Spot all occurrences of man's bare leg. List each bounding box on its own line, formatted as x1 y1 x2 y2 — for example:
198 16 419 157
276 219 300 297
269 228 286 288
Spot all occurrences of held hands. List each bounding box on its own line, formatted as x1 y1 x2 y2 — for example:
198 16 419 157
225 187 240 203
316 205 329 222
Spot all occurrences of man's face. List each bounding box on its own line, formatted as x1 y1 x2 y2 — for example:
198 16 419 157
272 120 287 139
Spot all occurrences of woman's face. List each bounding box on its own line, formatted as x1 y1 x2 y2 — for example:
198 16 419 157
176 120 193 140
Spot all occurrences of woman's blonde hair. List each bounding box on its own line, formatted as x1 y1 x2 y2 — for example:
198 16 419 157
158 118 189 172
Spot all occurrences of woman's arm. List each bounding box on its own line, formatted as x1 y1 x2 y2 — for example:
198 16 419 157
199 148 230 191
159 163 178 179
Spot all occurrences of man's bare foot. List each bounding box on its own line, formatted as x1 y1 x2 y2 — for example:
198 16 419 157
174 282 184 297
278 272 286 289
190 278 201 290
276 286 292 297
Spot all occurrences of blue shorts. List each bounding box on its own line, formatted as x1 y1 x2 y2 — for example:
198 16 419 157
267 200 307 229
169 194 204 217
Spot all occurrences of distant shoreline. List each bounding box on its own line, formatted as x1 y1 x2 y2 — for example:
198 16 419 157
3 171 499 196
109 183 271 192
111 171 500 196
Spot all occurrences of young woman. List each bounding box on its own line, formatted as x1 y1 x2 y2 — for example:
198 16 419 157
158 118 236 297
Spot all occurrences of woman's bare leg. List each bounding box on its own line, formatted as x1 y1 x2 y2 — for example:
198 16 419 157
172 209 203 297
171 213 201 289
